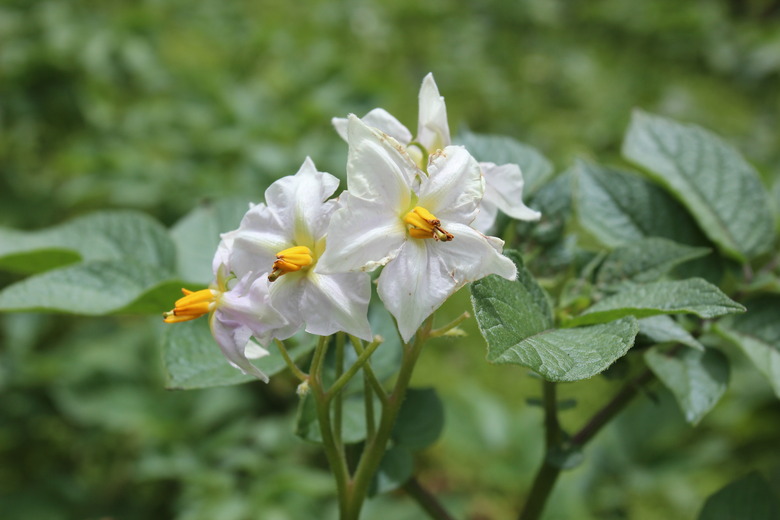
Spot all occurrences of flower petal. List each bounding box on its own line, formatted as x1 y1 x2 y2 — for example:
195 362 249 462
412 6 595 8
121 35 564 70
418 146 483 224
317 192 407 273
263 157 341 243
417 73 451 152
346 115 417 207
228 203 291 279
433 222 517 283
301 271 372 340
210 312 270 382
481 162 541 223
377 239 456 342
471 199 499 233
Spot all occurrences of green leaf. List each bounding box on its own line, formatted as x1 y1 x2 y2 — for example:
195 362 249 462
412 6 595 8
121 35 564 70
0 260 174 314
697 472 780 520
485 317 639 382
638 316 704 351
0 210 176 274
623 111 775 261
573 161 705 248
456 131 554 195
469 250 553 345
645 346 729 424
569 279 745 327
596 237 710 289
392 388 444 451
715 295 780 399
471 250 638 381
163 317 315 389
370 446 414 496
169 197 253 285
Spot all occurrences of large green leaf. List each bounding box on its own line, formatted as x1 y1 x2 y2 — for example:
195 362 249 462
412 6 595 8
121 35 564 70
471 251 638 381
487 317 639 382
596 237 710 289
392 387 444 451
645 346 729 424
0 210 176 274
370 445 414 496
573 161 705 248
163 317 316 389
456 131 554 195
569 279 745 327
0 260 178 314
169 197 253 285
623 111 775 262
469 250 553 345
697 472 780 520
715 295 780 398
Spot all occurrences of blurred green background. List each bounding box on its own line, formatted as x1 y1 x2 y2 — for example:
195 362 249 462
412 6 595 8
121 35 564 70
1 1 779 519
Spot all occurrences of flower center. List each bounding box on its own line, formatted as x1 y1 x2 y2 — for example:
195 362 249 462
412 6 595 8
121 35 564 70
403 206 454 241
163 288 216 323
268 245 314 281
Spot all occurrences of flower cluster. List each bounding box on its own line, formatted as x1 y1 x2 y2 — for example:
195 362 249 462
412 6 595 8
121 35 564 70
164 74 540 381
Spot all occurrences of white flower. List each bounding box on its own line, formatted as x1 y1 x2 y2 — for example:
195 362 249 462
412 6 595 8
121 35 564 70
163 264 287 383
333 73 540 232
319 116 516 342
225 157 373 341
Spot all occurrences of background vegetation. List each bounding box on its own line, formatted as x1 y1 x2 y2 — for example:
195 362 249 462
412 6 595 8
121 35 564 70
1 1 779 518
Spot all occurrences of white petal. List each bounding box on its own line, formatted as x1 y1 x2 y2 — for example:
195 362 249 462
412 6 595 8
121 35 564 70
481 162 542 222
301 271 373 340
317 192 407 274
346 115 417 207
244 341 270 360
377 240 456 342
263 157 341 242
418 146 483 224
361 108 413 145
434 222 517 283
332 116 349 141
471 200 499 233
210 313 269 382
267 272 308 340
417 73 451 152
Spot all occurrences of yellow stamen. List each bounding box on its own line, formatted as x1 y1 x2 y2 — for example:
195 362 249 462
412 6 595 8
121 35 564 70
269 245 314 282
403 206 454 242
163 288 215 324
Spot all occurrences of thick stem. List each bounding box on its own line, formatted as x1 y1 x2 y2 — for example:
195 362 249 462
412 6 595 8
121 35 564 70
334 333 345 441
402 477 457 520
343 317 434 519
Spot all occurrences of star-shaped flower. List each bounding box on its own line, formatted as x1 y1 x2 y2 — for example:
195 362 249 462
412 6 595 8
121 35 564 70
225 157 373 341
333 73 540 232
319 116 516 341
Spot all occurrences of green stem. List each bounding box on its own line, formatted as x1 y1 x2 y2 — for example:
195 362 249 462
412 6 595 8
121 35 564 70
349 335 388 404
428 311 470 338
274 339 308 381
309 336 351 516
343 317 435 520
334 333 345 442
402 477 457 520
364 369 376 443
326 337 383 401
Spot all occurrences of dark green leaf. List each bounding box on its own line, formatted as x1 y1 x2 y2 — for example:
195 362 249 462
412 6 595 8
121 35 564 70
645 346 729 424
623 111 774 261
485 317 639 382
392 388 445 451
569 279 745 327
574 161 704 248
697 472 780 520
163 317 315 389
715 295 780 398
597 237 710 288
370 446 414 496
456 131 553 195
